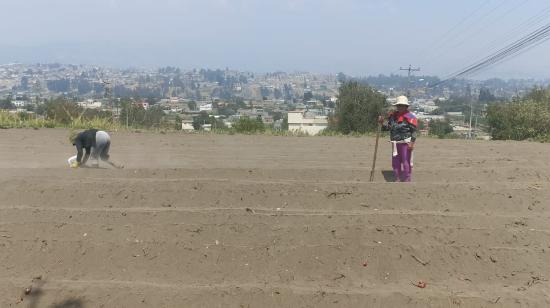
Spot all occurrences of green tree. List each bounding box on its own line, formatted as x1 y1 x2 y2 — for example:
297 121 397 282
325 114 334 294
429 119 453 138
271 111 284 122
44 98 82 124
0 99 15 110
232 116 265 133
35 103 46 115
418 119 426 130
486 87 550 141
281 116 288 130
146 97 157 105
218 103 237 117
435 97 471 113
337 72 347 83
431 108 444 115
193 111 211 130
143 105 167 128
213 118 226 130
24 104 35 112
235 98 247 109
119 102 166 129
525 86 550 103
334 81 386 134
175 115 182 131
188 101 197 111
479 88 496 102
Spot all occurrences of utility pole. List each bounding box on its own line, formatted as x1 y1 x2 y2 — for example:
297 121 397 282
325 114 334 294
103 81 114 122
400 65 421 97
126 100 129 129
468 100 474 140
474 114 478 137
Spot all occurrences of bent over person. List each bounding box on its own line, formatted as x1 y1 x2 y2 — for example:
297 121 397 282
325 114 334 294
70 129 122 169
378 96 417 182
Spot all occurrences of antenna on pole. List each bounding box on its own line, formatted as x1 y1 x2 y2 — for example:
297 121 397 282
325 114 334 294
400 65 421 96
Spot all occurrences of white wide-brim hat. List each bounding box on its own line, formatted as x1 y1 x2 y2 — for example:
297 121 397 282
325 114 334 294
393 95 410 106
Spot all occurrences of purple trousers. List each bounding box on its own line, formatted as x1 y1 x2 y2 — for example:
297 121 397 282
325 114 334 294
392 143 412 182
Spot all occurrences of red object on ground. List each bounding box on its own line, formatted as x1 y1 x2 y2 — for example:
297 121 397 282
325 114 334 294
414 281 427 288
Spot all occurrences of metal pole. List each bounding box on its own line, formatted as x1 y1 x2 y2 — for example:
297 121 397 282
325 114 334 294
469 101 473 139
474 114 478 138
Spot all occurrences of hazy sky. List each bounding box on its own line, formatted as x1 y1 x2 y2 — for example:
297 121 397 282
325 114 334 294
1 0 550 78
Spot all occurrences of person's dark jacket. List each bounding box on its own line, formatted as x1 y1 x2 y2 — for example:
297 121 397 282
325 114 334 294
383 111 417 142
73 129 98 163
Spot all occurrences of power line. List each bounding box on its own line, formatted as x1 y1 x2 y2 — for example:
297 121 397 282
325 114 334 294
442 0 530 55
452 24 550 77
419 0 513 69
413 0 492 64
461 3 550 64
435 21 550 85
425 3 550 82
440 19 550 80
459 33 550 78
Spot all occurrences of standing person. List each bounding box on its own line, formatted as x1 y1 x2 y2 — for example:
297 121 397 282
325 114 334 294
378 96 417 182
70 129 122 169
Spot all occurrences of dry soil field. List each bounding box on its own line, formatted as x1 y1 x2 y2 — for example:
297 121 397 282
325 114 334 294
0 129 549 307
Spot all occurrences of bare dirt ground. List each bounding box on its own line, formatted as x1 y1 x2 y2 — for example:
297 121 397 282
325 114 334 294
0 128 549 308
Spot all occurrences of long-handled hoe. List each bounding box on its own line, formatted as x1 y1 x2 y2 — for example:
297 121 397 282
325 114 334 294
369 120 382 182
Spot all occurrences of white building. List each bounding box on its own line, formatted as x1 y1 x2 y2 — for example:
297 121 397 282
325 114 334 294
181 119 194 131
77 100 102 109
12 100 29 107
416 100 438 113
199 103 213 112
287 111 328 135
417 114 445 121
446 112 464 118
223 120 233 128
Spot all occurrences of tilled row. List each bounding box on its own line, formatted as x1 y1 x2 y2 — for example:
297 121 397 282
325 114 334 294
1 177 548 215
2 278 548 308
1 210 548 290
0 209 549 246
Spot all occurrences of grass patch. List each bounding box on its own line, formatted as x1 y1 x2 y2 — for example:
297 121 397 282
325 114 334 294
0 111 124 130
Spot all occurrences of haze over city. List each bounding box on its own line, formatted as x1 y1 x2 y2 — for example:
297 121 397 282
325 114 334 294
2 0 550 78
